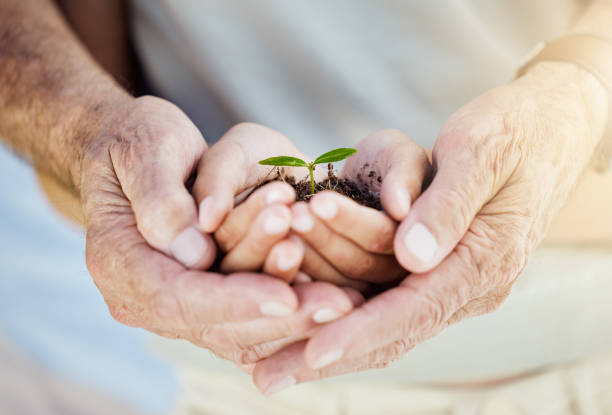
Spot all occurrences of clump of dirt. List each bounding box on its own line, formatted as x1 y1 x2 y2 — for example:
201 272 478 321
263 164 382 210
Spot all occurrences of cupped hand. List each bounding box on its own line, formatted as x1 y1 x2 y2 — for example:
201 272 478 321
289 129 430 287
192 122 321 281
251 61 609 392
80 97 360 366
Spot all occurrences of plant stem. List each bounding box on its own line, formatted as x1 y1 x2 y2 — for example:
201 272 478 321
308 163 315 194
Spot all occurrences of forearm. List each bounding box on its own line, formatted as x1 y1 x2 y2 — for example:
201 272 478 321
0 0 131 193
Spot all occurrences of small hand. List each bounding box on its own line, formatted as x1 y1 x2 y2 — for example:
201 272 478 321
289 129 430 288
192 123 320 281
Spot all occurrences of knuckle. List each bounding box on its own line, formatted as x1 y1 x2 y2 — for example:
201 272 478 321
383 339 413 363
404 285 449 332
214 222 241 252
235 344 268 365
367 226 395 253
152 292 187 328
343 253 377 278
460 216 528 289
193 326 214 345
436 189 471 237
107 303 138 327
201 326 239 350
137 193 192 241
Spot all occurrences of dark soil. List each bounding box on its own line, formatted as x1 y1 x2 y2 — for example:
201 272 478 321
263 164 382 210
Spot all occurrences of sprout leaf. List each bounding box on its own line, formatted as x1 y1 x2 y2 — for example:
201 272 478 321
258 156 308 167
314 148 357 164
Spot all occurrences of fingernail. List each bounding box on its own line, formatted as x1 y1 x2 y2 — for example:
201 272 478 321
312 308 341 323
311 348 344 369
294 271 312 284
264 215 290 235
266 189 287 205
170 227 208 268
403 222 437 263
311 197 338 220
395 187 411 217
276 253 300 271
289 234 305 253
260 301 293 317
198 196 216 232
264 376 296 395
291 211 314 232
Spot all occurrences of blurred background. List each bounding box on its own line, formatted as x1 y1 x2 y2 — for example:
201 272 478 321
0 145 178 415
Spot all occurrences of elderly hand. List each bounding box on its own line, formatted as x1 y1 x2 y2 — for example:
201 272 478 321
80 97 359 367
251 61 609 393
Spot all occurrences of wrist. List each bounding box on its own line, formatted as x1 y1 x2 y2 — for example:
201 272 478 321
70 87 134 193
516 33 612 172
519 60 609 150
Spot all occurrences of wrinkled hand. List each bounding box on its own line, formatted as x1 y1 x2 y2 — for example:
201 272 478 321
80 97 358 367
252 62 609 393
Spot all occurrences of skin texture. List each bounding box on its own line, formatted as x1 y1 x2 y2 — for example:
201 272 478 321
194 124 429 289
0 0 360 368
252 61 610 393
4 0 612 398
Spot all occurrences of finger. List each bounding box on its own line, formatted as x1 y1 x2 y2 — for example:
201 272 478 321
393 129 509 273
301 247 478 370
262 235 305 283
308 191 397 254
219 204 292 273
215 181 295 252
204 282 355 360
291 202 405 283
252 341 401 395
339 287 366 307
108 131 215 270
302 202 523 364
378 137 430 222
342 128 431 222
301 244 370 292
193 123 310 232
293 271 313 284
85 216 300 331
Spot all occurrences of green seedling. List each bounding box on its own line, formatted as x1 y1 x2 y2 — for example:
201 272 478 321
259 148 357 195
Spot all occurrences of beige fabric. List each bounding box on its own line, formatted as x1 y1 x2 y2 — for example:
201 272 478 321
170 351 612 415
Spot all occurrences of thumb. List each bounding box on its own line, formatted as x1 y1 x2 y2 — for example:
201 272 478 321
393 131 511 273
343 129 431 221
192 136 250 233
109 135 216 270
377 132 431 221
193 123 310 233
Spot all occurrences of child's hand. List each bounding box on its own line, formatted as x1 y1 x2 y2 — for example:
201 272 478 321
287 129 431 288
192 123 322 281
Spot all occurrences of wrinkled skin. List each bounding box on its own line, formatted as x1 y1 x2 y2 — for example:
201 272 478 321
80 95 360 368
251 62 609 394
